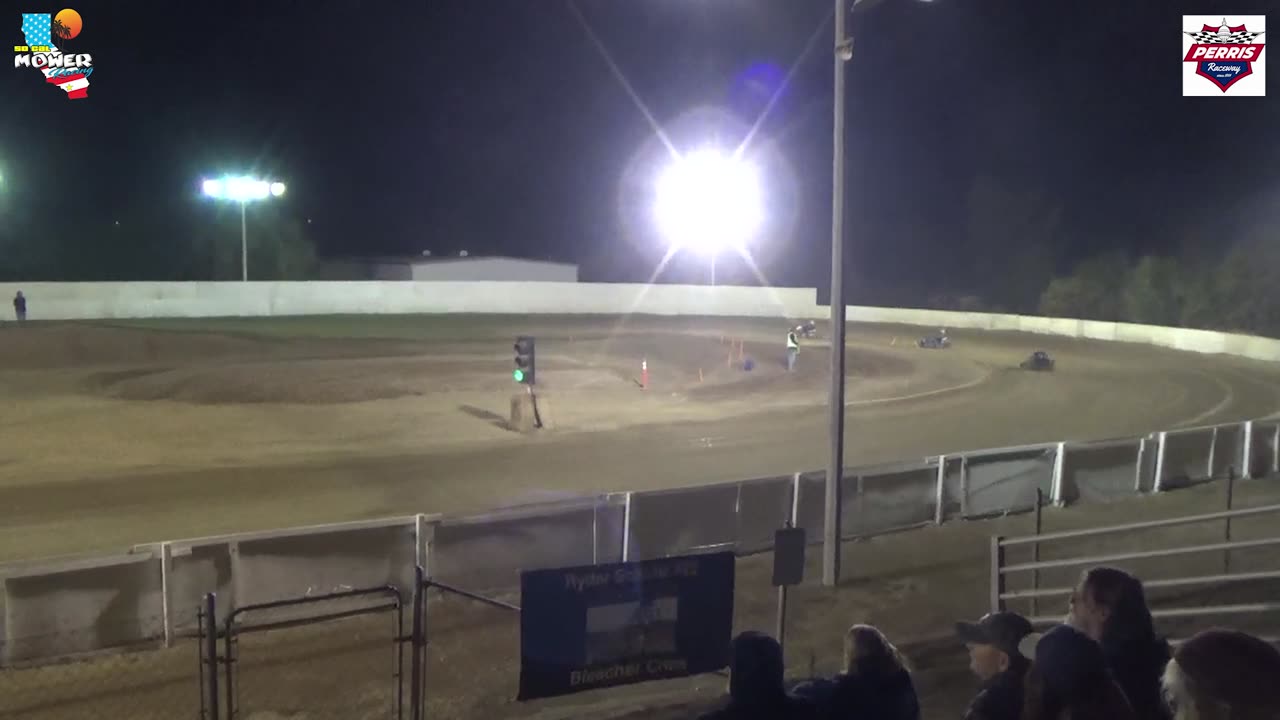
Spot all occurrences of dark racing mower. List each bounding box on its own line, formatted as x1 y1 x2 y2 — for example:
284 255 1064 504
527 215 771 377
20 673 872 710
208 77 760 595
1020 350 1055 371
918 334 951 349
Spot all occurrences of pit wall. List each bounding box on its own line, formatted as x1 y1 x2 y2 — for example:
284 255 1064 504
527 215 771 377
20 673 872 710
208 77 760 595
3 281 1279 362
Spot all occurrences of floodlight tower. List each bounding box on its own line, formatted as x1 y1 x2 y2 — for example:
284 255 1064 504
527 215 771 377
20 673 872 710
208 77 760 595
653 147 763 285
200 176 287 281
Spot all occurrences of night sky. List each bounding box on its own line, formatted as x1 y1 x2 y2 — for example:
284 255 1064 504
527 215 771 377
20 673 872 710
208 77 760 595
2 0 1277 296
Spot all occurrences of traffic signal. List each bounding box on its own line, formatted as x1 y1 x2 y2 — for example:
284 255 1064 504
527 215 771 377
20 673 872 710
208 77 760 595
514 336 536 385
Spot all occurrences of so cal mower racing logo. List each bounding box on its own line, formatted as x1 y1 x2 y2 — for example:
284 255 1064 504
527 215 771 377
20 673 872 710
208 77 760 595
1182 16 1266 96
13 8 93 100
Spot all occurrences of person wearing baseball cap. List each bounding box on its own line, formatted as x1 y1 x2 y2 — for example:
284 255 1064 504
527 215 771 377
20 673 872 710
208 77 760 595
956 612 1034 720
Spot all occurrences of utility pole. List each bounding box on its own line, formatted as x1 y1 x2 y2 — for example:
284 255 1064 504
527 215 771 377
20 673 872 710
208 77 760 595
823 0 851 587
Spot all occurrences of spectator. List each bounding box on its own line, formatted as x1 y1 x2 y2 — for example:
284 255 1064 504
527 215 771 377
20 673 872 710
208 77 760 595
955 611 1033 720
1161 628 1280 720
13 290 26 321
699 631 816 720
1067 567 1172 720
1020 624 1136 720
793 624 919 720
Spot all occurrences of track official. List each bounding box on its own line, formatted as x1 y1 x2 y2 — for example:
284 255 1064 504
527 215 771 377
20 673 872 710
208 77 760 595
786 329 799 371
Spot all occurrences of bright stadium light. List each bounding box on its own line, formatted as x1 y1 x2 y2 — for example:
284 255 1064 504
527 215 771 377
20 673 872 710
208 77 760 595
200 175 287 281
654 148 763 284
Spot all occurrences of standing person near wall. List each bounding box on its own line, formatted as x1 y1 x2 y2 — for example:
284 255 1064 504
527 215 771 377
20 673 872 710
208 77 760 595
786 328 799 371
13 290 26 322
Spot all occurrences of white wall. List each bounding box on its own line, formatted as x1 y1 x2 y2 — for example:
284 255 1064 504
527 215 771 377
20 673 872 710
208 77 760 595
2 281 1280 362
408 258 579 282
0 281 820 322
371 264 412 281
842 306 1280 362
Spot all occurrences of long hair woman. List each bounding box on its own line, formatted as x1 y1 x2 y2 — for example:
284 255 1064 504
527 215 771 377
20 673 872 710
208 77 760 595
1068 566 1172 720
821 624 920 720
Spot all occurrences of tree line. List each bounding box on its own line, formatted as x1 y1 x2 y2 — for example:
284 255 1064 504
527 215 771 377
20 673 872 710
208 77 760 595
916 176 1280 339
1037 234 1280 338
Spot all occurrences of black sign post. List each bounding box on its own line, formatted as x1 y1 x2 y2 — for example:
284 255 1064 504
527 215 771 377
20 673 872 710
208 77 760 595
518 551 735 701
772 524 806 656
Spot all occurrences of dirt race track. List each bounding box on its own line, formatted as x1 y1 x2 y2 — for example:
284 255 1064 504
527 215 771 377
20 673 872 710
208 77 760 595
3 313 1280 562
4 313 1280 720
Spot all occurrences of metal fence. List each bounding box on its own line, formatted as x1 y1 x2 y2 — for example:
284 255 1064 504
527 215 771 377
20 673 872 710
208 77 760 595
220 586 408 720
991 497 1280 644
1 417 1277 680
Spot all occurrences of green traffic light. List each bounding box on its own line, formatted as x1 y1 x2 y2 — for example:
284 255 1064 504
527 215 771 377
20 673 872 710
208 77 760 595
513 369 525 382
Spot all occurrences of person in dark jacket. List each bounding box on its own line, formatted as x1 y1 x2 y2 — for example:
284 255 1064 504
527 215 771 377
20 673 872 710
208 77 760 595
794 624 919 720
1020 624 1136 720
955 611 1034 720
700 631 816 720
1067 567 1172 720
13 291 26 322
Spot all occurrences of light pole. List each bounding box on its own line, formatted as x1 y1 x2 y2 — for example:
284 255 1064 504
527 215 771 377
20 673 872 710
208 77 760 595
201 176 287 281
824 0 934 586
824 0 853 588
653 147 763 284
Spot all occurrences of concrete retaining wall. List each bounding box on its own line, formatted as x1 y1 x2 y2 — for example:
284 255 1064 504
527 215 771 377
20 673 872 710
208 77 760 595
0 282 819 321
4 281 1280 362
3 419 1271 665
843 306 1280 362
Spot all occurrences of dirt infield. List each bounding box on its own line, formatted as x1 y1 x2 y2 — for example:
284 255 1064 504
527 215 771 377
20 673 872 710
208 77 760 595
3 314 1280 564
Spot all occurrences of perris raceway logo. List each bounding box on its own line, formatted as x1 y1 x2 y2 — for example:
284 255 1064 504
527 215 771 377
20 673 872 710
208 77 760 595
1182 16 1265 96
13 8 93 100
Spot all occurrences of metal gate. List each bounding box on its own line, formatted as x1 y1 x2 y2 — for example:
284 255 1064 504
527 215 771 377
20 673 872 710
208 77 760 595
206 586 408 720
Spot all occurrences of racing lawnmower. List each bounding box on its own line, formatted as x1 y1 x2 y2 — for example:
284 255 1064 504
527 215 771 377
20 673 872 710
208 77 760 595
918 333 951 349
792 320 818 338
1020 350 1055 371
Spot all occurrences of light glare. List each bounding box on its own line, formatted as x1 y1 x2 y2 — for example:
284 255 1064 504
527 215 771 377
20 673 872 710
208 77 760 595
201 176 285 202
654 148 763 255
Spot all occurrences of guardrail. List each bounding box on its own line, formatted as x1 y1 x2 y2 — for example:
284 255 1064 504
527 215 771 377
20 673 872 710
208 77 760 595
991 496 1280 644
1 416 1277 666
